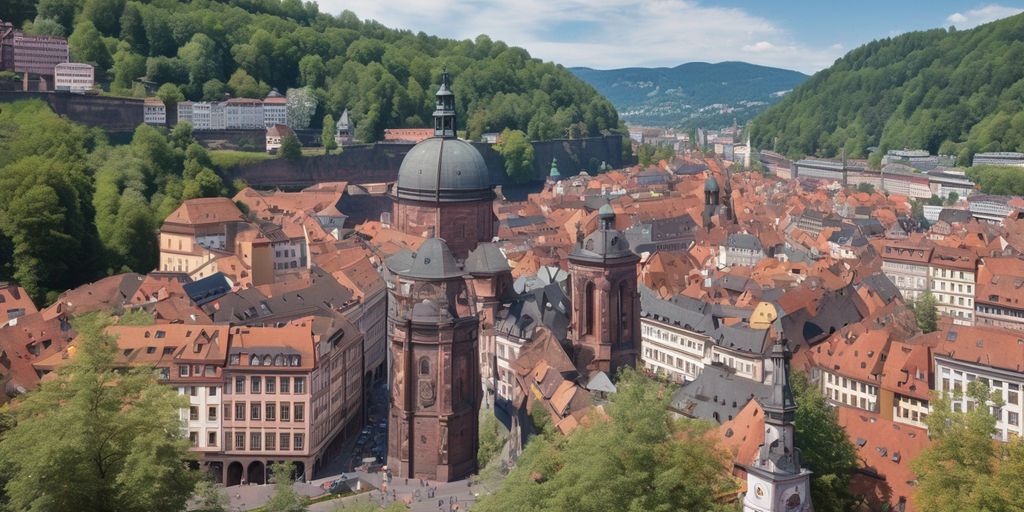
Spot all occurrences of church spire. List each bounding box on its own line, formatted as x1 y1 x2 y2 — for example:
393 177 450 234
433 69 456 138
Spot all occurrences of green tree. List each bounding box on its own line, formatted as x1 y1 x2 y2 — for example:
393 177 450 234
945 191 960 205
111 46 146 92
227 68 268 99
474 369 735 512
156 82 184 109
192 478 228 512
202 79 226 101
69 20 113 77
911 291 939 333
35 0 78 36
478 411 506 467
0 314 199 512
298 54 325 88
913 381 1005 511
321 114 338 154
264 461 307 512
26 16 66 37
495 128 535 184
791 371 858 512
280 132 302 161
82 0 127 36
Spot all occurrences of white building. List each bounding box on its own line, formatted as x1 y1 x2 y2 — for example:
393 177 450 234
879 243 933 302
930 246 977 325
53 62 93 92
263 90 288 127
225 98 264 129
177 101 194 126
144 97 166 125
266 124 294 154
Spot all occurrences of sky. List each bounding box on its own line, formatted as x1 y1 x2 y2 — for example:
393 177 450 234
315 1 1024 74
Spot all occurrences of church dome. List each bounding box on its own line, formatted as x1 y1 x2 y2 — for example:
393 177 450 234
395 137 492 202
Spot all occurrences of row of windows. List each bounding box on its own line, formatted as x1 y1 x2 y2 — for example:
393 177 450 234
188 405 218 422
189 431 217 447
642 324 703 354
229 431 304 451
977 305 1024 319
228 376 305 394
826 372 878 395
642 347 701 377
711 352 755 376
224 401 304 422
939 371 1021 406
825 387 875 410
933 268 974 281
936 281 973 294
180 386 218 397
229 354 303 368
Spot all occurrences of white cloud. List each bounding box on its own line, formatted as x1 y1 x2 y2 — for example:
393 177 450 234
743 41 777 53
315 0 843 73
946 4 1023 29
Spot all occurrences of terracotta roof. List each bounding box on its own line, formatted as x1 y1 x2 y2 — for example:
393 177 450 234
0 283 37 320
838 408 928 512
163 197 244 227
227 320 316 371
880 341 931 401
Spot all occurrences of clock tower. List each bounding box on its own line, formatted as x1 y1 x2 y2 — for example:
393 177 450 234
743 340 813 512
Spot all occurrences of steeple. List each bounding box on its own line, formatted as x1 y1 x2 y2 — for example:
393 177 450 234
549 157 561 180
433 69 456 138
742 338 813 512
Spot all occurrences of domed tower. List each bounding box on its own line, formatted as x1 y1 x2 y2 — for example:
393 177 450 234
568 203 640 376
386 238 481 481
392 70 496 258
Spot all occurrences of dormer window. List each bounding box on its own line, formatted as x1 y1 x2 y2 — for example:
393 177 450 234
229 354 240 365
290 355 300 366
250 355 259 366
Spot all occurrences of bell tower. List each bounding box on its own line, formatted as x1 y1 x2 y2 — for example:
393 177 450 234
743 340 813 512
433 69 456 138
386 238 481 481
568 203 640 376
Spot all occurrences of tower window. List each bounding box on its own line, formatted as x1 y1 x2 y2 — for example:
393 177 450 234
584 282 595 336
419 357 430 375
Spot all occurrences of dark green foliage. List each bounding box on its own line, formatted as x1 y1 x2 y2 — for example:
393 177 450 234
321 114 337 154
636 143 674 167
474 369 735 512
264 462 306 512
280 132 302 161
791 371 859 512
754 13 1024 162
478 411 507 467
495 129 535 183
57 1 617 141
856 182 875 194
0 101 227 300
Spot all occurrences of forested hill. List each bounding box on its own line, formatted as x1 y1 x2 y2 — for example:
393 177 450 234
571 62 807 129
752 13 1024 165
8 0 619 141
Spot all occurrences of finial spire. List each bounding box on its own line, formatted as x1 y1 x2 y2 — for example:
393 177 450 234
433 68 456 138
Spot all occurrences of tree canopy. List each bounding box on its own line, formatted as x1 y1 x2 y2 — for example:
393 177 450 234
494 129 535 184
753 13 1024 165
791 371 859 512
0 313 198 512
0 100 229 303
912 381 1024 511
20 0 619 142
473 369 736 512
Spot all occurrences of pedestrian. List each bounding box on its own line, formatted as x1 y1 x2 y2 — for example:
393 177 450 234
405 477 409 485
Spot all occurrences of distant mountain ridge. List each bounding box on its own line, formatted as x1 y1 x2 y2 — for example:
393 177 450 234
570 61 808 129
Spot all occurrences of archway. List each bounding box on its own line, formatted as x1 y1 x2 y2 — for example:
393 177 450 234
247 461 266 485
293 461 306 482
226 462 244 486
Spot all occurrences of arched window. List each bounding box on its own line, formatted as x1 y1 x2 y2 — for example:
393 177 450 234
274 355 284 366
290 355 300 366
618 281 630 342
584 282 595 336
262 355 272 366
419 357 430 375
249 354 259 366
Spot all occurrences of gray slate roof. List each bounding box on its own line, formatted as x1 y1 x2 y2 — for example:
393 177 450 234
465 243 510 275
395 138 492 203
385 238 463 280
670 364 771 423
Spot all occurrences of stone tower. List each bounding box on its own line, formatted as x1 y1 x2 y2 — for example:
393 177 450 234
386 238 481 481
465 243 514 400
743 340 813 512
568 203 640 376
392 70 496 258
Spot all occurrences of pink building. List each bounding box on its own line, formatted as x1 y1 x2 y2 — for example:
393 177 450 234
214 316 363 485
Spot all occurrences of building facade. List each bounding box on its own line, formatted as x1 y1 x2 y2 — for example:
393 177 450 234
930 247 977 325
144 97 167 125
880 243 932 302
385 239 481 481
53 62 93 92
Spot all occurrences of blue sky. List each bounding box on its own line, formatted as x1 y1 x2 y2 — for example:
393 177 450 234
316 1 1024 73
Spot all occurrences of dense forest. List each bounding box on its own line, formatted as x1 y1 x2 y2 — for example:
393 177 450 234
5 0 620 142
752 13 1024 165
0 100 231 304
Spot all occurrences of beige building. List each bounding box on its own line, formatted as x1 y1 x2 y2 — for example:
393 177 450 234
930 246 977 326
159 198 245 278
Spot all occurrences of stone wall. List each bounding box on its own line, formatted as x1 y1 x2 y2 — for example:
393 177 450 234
0 91 143 133
226 135 625 188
